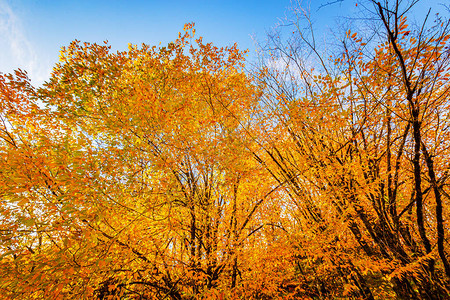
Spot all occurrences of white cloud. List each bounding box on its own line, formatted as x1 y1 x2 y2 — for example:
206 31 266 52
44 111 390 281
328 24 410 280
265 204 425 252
0 0 50 85
265 54 318 84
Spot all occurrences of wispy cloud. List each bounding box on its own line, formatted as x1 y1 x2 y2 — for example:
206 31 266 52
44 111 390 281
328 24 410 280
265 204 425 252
0 0 50 85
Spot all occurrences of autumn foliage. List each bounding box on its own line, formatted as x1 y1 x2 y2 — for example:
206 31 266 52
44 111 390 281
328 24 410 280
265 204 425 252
1 1 450 299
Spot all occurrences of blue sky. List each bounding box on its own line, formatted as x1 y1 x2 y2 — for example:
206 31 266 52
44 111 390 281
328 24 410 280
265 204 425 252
0 0 445 86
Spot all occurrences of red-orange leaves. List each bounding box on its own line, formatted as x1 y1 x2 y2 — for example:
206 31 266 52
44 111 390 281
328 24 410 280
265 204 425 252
0 23 271 300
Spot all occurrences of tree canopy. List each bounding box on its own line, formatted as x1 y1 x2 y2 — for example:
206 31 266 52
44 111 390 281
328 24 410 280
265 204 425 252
1 1 450 299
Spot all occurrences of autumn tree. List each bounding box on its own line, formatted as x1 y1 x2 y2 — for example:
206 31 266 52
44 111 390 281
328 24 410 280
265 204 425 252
0 24 290 299
255 0 450 298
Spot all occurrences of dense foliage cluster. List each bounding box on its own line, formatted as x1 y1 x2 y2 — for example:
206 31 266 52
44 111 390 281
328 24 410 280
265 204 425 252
1 1 450 299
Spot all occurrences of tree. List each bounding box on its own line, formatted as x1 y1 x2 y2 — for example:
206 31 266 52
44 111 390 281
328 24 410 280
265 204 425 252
0 24 288 299
255 0 450 298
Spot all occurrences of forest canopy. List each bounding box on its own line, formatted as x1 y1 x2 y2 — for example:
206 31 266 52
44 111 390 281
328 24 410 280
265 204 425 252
1 1 450 299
